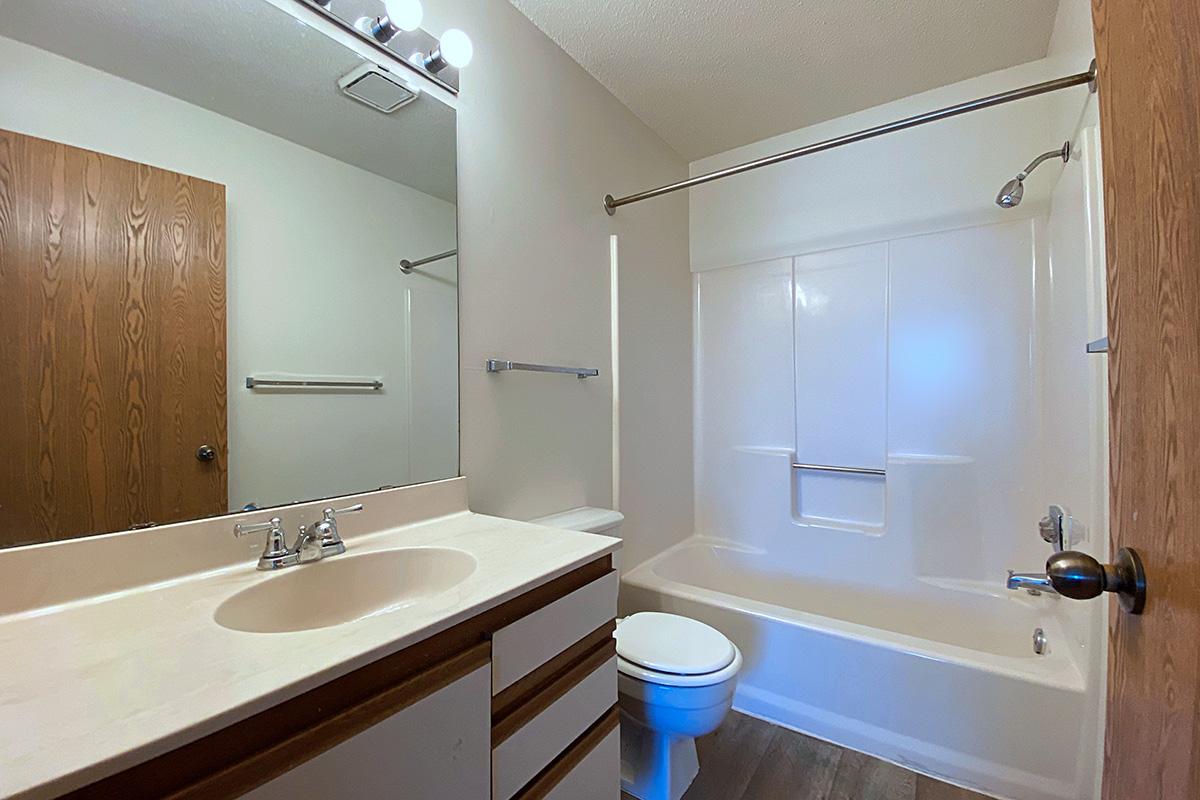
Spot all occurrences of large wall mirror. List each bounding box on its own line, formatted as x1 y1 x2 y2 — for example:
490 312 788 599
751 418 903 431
0 0 459 548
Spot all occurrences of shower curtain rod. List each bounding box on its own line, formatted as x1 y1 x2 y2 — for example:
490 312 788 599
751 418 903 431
603 60 1097 216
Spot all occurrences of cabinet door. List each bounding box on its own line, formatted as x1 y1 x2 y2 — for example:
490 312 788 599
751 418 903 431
244 663 491 799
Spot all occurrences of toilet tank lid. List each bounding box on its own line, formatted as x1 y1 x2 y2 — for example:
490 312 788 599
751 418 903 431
529 506 624 534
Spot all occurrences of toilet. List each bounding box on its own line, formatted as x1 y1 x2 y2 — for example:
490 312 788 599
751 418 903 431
530 508 742 800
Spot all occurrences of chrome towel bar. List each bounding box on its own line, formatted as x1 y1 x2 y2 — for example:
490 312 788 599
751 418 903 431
246 377 383 390
486 359 599 379
399 249 457 274
792 462 886 476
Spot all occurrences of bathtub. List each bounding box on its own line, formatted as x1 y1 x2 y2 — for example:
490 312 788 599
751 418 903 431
620 539 1099 800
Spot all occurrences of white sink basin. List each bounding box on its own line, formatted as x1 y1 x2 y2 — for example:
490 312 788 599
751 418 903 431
214 547 477 633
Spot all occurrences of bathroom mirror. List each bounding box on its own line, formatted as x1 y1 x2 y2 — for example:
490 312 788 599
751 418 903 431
0 0 459 548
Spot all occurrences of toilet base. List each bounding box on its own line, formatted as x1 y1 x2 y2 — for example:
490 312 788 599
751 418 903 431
619 714 700 800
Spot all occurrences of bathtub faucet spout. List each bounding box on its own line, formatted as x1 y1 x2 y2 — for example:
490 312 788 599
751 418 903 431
1006 571 1059 595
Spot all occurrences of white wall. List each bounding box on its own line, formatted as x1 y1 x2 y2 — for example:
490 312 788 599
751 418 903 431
0 36 459 511
422 0 694 569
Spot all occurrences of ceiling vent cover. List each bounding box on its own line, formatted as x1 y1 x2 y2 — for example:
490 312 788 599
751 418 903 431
338 63 418 114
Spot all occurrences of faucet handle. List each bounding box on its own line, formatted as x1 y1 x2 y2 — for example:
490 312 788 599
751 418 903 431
322 503 363 521
1038 505 1067 551
235 515 284 541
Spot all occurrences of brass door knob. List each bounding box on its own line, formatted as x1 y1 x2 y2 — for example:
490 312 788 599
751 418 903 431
1046 548 1146 614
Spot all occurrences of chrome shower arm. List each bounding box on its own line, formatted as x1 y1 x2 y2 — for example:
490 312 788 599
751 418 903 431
1018 142 1071 180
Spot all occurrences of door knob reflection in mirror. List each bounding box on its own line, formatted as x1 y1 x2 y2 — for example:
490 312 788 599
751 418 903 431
1046 548 1146 614
196 444 217 463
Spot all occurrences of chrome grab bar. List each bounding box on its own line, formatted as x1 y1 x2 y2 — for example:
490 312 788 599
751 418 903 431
485 359 599 379
791 462 886 476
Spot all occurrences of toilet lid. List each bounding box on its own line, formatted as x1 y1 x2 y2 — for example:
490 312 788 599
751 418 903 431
615 612 735 676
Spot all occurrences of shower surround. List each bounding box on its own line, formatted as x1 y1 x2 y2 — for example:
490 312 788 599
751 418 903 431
623 115 1109 800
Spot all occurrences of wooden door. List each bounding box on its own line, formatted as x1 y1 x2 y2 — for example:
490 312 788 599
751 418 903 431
0 130 227 547
1091 0 1200 797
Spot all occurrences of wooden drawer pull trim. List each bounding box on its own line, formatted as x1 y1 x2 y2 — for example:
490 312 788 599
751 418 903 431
493 620 616 721
492 637 617 746
512 704 620 800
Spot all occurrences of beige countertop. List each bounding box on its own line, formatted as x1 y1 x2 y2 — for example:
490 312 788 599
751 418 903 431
0 479 619 799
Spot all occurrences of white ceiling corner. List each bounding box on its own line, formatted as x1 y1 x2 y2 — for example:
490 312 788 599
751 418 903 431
509 0 1061 161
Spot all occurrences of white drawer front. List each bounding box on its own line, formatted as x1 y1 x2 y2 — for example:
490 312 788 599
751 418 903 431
244 664 491 800
492 570 618 694
492 656 617 800
544 725 620 800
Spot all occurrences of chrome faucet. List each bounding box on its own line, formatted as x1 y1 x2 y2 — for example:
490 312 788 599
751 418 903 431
233 504 362 571
1005 505 1069 595
234 516 298 571
1006 570 1058 595
311 504 361 558
291 523 326 565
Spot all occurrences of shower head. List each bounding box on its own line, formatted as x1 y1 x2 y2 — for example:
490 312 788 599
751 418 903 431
996 178 1024 208
995 141 1071 209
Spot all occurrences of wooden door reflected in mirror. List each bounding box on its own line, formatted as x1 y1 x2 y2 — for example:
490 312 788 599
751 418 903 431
0 131 227 546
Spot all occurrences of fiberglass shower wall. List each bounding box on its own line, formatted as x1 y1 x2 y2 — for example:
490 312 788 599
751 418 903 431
695 217 1046 592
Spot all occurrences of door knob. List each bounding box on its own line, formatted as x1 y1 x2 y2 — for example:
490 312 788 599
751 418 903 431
196 444 217 462
1046 548 1146 614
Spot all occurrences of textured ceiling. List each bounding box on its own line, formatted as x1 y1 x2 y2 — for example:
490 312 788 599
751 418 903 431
509 0 1060 160
0 0 457 201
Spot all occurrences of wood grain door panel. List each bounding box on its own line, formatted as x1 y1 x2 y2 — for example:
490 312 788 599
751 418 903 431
1090 0 1200 797
0 130 226 547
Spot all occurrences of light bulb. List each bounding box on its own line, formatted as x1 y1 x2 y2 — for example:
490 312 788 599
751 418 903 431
439 29 473 68
384 0 422 32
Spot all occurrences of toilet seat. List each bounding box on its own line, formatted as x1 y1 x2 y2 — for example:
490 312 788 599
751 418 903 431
617 650 743 688
615 612 741 687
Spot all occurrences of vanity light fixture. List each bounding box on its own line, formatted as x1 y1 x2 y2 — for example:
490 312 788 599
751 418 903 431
303 0 469 93
409 28 473 74
360 0 424 43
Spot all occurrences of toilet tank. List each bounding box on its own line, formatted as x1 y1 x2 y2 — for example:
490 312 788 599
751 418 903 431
530 507 624 569
529 506 624 535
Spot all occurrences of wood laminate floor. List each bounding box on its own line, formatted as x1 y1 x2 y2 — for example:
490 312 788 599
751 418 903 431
624 712 997 800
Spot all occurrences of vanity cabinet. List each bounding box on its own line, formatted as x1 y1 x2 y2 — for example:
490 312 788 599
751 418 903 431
61 556 617 800
491 571 620 800
243 663 492 800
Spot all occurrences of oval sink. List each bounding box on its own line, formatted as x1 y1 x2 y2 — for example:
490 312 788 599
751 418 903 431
214 547 477 633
